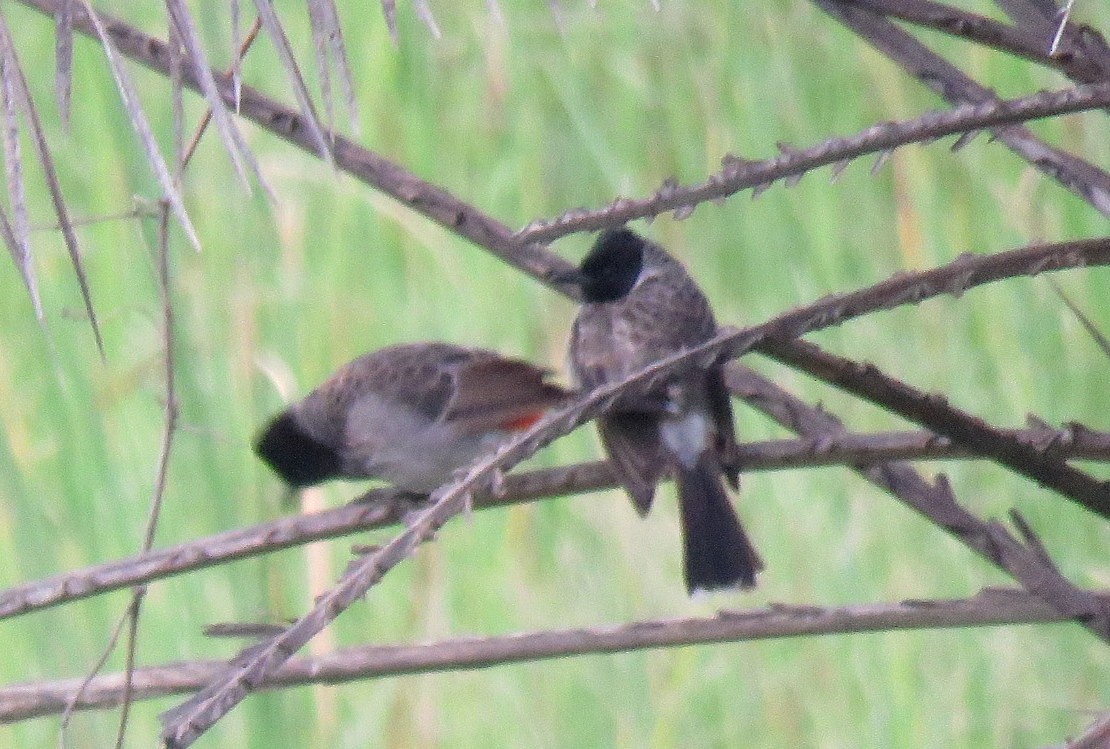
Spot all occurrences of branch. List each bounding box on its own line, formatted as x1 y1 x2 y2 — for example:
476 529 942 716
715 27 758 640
812 0 1110 217
1062 711 1110 749
727 365 1110 642
4 422 1109 622
759 337 1110 520
1 588 1101 723
515 82 1110 244
0 464 612 622
13 0 580 290
843 0 1110 83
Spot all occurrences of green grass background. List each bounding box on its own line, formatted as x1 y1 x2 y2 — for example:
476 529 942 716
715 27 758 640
0 0 1108 746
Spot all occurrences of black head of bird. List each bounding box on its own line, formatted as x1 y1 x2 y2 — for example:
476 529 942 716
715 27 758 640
576 228 646 303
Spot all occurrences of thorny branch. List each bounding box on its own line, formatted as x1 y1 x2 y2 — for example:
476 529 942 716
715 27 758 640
12 0 1109 281
14 0 578 288
811 0 1110 216
1 421 1107 624
0 588 1100 724
759 337 1110 520
515 82 1110 243
727 364 1110 642
842 0 1110 83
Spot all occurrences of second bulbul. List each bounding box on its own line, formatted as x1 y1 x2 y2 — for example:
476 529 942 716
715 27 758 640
563 228 763 593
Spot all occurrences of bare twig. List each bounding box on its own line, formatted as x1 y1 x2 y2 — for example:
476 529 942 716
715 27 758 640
114 202 179 748
1 420 1108 623
515 82 1110 243
15 0 576 288
56 603 132 746
727 365 1110 641
62 204 180 748
812 0 1110 217
1 588 1100 724
164 0 270 197
758 337 1110 520
1047 277 1110 359
180 16 263 171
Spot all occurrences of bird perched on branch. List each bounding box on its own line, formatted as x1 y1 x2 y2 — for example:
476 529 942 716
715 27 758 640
255 342 569 493
561 228 763 593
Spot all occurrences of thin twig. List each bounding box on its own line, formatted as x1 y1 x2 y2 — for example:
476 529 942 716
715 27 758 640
1046 277 1110 359
727 364 1110 641
1 419 1108 623
515 82 1110 243
113 202 178 748
63 203 180 748
180 16 263 171
2 588 1100 724
758 337 1110 520
56 603 131 748
812 0 1110 217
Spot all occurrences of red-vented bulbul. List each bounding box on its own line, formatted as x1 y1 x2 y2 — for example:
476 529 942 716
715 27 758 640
564 228 763 593
255 342 569 493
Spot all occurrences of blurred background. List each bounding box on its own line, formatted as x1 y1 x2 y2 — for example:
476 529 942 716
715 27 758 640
0 0 1107 746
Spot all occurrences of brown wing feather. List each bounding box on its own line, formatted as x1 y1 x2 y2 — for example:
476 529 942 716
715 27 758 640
443 358 569 432
300 343 482 446
598 413 665 515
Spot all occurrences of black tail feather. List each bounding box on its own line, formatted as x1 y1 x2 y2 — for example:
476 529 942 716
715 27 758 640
255 410 342 488
675 460 763 593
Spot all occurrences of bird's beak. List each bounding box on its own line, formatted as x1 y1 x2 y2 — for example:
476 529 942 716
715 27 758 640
549 266 588 287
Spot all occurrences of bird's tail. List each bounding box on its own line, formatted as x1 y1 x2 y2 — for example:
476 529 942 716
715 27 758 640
674 458 764 593
255 411 342 488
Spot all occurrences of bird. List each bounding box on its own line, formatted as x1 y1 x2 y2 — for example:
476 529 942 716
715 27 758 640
255 342 570 494
563 227 763 593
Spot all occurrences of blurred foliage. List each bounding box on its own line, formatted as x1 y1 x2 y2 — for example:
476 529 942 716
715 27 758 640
0 0 1107 747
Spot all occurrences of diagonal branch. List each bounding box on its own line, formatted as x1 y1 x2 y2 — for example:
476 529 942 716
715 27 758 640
843 0 1110 83
727 365 1110 641
812 0 1110 217
1062 710 1110 749
759 337 1110 520
1 588 1101 724
1 421 1108 623
515 82 1110 244
13 0 579 289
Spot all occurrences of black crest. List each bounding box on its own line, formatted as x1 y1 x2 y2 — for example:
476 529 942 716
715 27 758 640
578 228 646 303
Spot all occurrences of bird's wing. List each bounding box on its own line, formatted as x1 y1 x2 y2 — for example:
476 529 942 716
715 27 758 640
443 357 569 432
598 413 666 515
